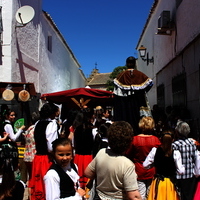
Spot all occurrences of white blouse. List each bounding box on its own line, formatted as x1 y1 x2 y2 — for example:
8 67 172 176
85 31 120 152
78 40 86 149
143 147 185 175
4 120 23 141
44 163 82 200
45 119 58 152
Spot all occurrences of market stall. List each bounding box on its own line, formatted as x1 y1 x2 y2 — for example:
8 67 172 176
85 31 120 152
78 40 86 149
0 82 37 125
41 87 114 119
41 87 113 107
0 82 36 101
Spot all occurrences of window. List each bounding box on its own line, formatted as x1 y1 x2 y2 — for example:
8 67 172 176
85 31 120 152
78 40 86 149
172 72 186 107
157 84 165 110
47 35 52 52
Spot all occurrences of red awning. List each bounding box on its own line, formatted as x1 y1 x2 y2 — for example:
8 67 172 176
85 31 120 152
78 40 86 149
41 87 114 108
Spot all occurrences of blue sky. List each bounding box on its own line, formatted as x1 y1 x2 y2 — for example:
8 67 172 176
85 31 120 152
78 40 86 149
42 0 154 77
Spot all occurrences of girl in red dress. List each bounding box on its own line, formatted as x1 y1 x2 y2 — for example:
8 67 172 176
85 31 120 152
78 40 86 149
29 103 59 200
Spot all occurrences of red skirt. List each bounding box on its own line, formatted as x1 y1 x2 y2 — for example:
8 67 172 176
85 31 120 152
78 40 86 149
74 154 92 189
193 179 200 200
29 155 52 200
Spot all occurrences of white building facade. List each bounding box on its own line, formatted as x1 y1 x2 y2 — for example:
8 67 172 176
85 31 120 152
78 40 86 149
137 0 200 137
0 0 85 94
0 0 86 123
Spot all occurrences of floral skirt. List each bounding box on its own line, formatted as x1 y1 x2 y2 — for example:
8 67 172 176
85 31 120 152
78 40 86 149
147 177 180 200
29 155 52 200
74 154 92 189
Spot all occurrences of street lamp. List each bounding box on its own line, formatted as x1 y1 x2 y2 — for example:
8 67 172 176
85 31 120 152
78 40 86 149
138 45 154 65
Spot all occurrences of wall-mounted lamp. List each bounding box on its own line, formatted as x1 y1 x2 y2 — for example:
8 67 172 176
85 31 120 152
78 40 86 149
138 45 154 65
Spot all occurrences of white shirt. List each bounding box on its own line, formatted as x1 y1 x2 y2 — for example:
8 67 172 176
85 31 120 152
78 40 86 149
92 128 98 140
46 119 59 152
143 147 185 175
44 163 82 200
4 120 23 141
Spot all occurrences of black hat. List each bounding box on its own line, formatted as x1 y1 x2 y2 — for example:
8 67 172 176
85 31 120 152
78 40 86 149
126 56 136 64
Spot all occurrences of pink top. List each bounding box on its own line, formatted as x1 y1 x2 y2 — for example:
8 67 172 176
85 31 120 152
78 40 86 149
127 135 161 180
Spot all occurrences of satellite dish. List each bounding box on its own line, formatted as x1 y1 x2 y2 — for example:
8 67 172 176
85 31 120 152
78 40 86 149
15 5 35 25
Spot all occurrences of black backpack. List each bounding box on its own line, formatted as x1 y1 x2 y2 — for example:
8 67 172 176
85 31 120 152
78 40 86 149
0 142 19 170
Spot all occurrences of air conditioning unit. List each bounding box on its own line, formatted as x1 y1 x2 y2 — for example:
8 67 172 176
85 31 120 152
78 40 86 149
158 11 170 30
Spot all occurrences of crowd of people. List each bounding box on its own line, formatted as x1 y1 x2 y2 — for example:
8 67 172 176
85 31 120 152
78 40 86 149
0 57 199 200
0 103 114 200
0 101 199 200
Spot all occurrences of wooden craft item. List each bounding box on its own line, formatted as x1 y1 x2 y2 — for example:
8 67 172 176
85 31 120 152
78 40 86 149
2 89 15 101
18 90 30 102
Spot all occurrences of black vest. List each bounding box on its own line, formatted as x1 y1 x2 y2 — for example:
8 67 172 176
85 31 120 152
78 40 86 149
1 121 13 139
50 163 78 198
154 147 176 177
34 120 51 155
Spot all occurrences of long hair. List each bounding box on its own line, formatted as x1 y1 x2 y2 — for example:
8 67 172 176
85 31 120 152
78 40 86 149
73 109 93 130
98 123 110 138
160 131 173 157
0 160 16 200
61 109 79 137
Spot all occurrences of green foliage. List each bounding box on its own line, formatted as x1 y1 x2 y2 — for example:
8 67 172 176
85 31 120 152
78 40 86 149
106 66 127 91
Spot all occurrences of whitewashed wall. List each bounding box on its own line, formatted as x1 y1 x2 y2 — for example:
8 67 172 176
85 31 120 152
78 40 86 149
39 12 85 94
137 0 200 121
0 0 85 95
0 0 13 81
137 0 176 107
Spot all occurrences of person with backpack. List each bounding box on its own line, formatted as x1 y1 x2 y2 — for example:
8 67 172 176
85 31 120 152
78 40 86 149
44 137 85 200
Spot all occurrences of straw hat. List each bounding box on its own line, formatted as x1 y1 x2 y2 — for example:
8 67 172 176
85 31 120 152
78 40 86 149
2 89 15 101
18 90 30 102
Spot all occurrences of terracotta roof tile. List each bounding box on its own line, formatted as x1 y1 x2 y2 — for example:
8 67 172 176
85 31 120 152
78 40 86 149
87 73 111 85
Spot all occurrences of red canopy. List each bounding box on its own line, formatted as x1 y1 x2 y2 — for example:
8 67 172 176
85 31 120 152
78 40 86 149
41 87 114 108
